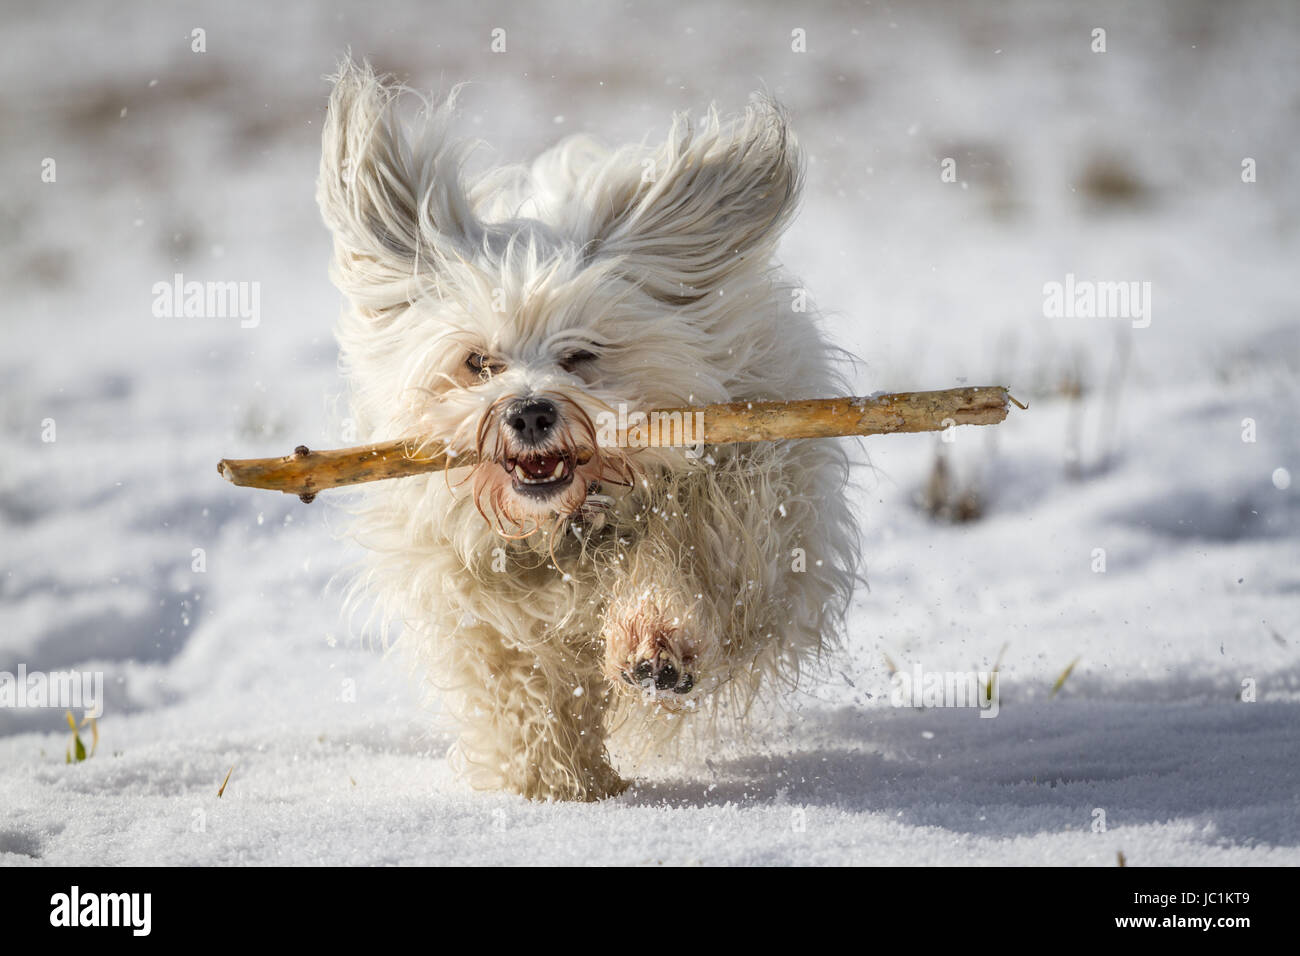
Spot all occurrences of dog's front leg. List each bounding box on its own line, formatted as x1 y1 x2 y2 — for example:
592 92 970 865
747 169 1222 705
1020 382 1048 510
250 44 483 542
597 446 850 709
444 622 627 801
598 500 730 706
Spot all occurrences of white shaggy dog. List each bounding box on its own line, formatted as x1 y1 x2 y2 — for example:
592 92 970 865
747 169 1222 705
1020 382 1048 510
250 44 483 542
317 59 859 801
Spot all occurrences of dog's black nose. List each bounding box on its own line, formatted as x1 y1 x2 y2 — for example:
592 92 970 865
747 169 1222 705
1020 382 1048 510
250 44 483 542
504 399 558 445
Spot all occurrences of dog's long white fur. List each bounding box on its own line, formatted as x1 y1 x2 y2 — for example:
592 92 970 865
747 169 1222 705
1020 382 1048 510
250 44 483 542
318 57 860 800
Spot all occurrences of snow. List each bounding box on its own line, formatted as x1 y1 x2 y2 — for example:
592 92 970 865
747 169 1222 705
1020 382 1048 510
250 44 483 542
2 0 1297 865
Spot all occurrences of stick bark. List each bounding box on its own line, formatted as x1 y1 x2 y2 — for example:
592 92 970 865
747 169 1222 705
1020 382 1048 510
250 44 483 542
218 386 1017 501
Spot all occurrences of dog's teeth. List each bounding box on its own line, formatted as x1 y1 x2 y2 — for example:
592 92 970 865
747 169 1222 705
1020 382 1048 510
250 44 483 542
550 460 565 479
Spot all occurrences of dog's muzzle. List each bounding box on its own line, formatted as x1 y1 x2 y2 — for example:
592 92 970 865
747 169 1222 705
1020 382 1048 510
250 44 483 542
496 397 586 500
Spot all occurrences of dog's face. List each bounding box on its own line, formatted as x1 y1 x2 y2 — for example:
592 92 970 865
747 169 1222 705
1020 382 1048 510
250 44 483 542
417 262 649 531
462 355 606 527
317 60 803 533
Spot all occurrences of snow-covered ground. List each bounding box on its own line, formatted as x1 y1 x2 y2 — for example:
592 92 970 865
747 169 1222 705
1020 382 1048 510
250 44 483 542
1 0 1297 865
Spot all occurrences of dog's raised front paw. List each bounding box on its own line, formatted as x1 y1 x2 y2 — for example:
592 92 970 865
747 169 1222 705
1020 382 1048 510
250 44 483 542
602 592 704 704
623 653 696 695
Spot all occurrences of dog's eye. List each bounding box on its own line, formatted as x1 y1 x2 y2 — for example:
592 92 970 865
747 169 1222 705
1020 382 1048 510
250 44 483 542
465 352 505 378
559 350 597 373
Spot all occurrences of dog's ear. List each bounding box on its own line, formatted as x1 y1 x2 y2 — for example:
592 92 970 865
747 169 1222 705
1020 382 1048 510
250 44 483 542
583 96 803 304
316 57 480 313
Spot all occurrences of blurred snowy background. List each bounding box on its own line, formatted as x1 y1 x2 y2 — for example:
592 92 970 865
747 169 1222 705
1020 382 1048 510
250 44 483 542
1 0 1297 864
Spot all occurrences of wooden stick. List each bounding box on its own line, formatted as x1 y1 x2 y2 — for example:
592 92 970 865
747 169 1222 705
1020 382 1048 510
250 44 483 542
218 386 1019 501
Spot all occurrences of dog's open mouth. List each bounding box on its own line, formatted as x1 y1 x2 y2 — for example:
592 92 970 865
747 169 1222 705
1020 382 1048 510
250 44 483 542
503 452 576 497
